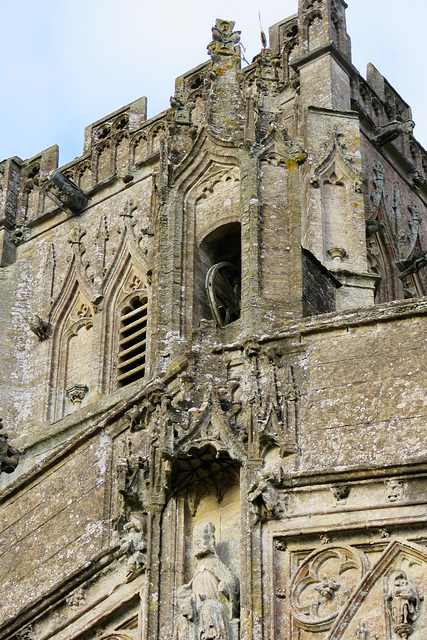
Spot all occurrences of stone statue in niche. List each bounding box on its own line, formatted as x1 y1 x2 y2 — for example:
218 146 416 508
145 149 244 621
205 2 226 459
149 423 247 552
386 570 423 639
174 522 239 640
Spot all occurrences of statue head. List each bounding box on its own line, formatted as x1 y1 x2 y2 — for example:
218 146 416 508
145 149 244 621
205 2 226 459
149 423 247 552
216 19 234 36
193 522 216 558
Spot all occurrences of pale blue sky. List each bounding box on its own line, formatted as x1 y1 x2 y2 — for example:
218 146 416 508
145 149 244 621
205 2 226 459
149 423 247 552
1 0 425 166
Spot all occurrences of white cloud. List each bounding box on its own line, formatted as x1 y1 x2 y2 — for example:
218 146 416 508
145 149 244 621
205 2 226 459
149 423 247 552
0 0 425 165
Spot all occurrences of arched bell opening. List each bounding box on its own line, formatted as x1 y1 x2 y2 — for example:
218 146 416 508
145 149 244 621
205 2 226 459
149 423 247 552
117 294 148 388
194 222 241 327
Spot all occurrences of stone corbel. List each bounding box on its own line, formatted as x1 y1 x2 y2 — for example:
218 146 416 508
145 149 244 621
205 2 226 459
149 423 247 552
243 337 261 358
10 224 31 245
327 247 348 263
331 485 350 501
66 384 88 409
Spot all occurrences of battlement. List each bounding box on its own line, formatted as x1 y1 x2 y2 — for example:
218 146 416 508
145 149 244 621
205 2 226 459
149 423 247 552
1 1 425 248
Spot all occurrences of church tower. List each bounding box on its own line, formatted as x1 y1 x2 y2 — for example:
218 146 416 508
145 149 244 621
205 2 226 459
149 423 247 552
1 2 427 640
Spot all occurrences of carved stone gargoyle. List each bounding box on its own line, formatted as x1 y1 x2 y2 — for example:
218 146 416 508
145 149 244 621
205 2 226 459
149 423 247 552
0 418 20 474
50 172 88 213
370 120 415 146
24 314 51 341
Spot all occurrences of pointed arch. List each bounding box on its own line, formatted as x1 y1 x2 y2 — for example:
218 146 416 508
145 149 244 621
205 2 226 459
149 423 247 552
101 233 151 393
19 163 41 221
94 141 112 182
181 147 241 329
314 141 360 264
113 131 130 172
149 123 166 154
47 258 96 420
367 199 404 303
131 131 148 165
75 160 92 191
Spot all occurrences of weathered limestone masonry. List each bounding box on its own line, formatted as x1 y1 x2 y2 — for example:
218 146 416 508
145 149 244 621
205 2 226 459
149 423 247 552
1 1 427 639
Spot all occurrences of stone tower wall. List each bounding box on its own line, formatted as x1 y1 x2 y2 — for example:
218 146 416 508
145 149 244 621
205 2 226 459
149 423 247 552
1 2 427 640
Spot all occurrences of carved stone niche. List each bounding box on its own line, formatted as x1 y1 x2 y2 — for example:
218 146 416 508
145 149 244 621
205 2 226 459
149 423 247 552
173 522 240 640
162 446 241 640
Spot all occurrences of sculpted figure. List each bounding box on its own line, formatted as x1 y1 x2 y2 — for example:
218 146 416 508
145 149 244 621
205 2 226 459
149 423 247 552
387 570 422 638
119 519 147 577
208 20 241 60
174 522 239 640
371 120 415 146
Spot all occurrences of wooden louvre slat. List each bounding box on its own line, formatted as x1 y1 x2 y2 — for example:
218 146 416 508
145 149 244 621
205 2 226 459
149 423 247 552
119 327 147 347
117 362 146 382
118 338 147 359
118 349 146 368
119 313 147 334
121 303 148 322
118 296 148 387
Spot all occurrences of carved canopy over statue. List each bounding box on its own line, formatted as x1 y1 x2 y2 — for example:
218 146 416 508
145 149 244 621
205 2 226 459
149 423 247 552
173 522 239 640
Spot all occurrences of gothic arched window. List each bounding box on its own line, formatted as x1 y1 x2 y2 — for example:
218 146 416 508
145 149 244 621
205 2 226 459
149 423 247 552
117 294 148 387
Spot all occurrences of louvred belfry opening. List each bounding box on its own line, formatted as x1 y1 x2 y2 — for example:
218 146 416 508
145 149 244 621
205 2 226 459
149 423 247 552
117 295 148 387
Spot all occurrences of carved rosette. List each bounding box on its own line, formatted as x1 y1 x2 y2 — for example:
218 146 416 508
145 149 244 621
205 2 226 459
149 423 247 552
290 545 367 631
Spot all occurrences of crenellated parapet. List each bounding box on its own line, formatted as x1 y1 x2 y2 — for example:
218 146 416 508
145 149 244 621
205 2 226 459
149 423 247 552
1 5 427 640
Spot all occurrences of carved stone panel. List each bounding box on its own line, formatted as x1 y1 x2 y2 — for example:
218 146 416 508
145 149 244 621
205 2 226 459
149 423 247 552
290 545 367 632
272 538 427 640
